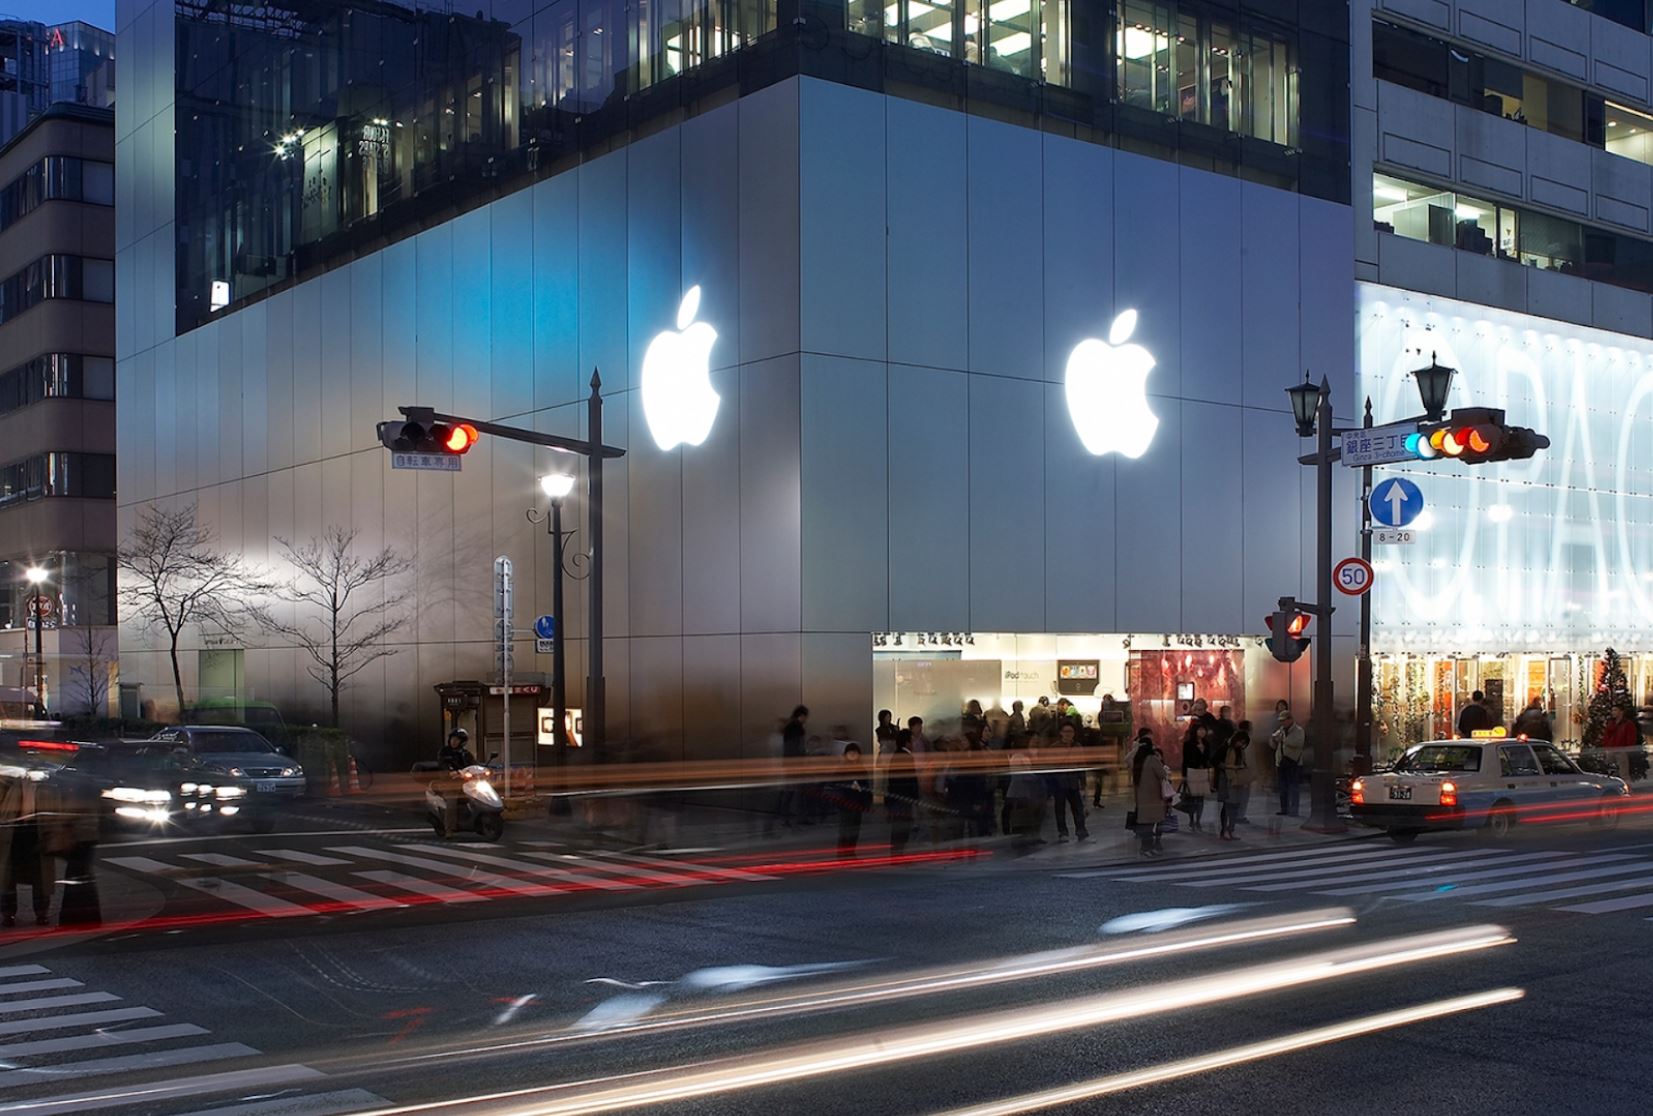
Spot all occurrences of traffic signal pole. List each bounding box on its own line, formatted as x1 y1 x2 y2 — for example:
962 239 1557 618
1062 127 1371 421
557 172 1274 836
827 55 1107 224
1356 399 1375 778
1308 381 1345 834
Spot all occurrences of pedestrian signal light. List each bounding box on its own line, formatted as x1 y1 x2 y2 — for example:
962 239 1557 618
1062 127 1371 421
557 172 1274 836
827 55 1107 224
1265 609 1312 664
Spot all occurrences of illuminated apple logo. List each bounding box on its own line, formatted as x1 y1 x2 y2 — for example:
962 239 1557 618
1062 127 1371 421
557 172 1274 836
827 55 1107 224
641 286 720 451
1064 309 1158 459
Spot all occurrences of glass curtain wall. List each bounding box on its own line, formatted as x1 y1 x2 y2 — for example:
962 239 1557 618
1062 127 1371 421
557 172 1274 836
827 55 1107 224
1116 1 1296 146
176 0 1312 332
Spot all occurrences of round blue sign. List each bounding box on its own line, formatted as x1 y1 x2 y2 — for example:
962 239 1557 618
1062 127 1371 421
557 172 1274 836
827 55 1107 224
534 615 557 640
1369 477 1424 528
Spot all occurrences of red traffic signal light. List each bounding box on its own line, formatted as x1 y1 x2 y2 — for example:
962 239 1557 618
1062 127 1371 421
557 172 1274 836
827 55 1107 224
1265 609 1312 663
441 422 479 454
1408 409 1546 465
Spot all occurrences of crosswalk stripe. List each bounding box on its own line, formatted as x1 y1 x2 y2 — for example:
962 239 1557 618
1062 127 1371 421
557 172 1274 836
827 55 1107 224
0 992 119 1014
1097 841 1393 879
352 870 486 904
326 847 552 896
173 1086 389 1116
181 853 268 868
0 1007 158 1036
1472 874 1653 908
1563 891 1653 914
0 966 49 981
591 849 774 883
1242 851 1573 893
258 850 351 866
1176 849 1481 888
520 851 702 888
0 1023 207 1059
1395 860 1653 902
0 1042 259 1090
1314 853 1634 896
1101 846 1447 885
6 1062 325 1115
0 979 80 996
404 844 637 892
107 857 315 918
260 872 406 911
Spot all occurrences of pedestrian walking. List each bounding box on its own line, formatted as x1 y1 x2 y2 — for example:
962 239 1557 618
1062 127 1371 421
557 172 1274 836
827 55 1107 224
1604 703 1640 789
886 729 918 853
774 705 809 828
1233 719 1255 824
1094 693 1130 806
1180 719 1212 832
1046 721 1090 842
0 768 51 927
1214 730 1252 840
833 743 873 858
1131 730 1169 857
1513 699 1552 742
1271 708 1306 817
1005 742 1048 852
44 773 100 926
1456 691 1492 738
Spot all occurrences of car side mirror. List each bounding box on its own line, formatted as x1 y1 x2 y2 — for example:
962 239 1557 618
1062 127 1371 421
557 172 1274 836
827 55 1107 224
488 752 500 763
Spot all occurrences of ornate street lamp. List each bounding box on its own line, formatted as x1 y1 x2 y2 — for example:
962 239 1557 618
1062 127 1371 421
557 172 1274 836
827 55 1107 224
1410 354 1456 421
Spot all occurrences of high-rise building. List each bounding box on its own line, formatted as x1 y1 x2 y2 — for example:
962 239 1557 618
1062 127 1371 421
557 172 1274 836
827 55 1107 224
119 0 1355 764
0 19 116 148
1355 0 1653 743
0 101 117 718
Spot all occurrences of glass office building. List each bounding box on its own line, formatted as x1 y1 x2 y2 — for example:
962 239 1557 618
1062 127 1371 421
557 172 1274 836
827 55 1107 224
121 0 1354 760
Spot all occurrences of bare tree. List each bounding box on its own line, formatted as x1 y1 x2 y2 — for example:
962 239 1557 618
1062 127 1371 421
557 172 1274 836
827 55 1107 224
117 503 275 717
65 626 115 717
263 527 413 727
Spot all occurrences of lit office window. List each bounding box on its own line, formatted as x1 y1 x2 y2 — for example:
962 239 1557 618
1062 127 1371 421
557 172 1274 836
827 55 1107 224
1605 101 1653 166
1117 2 1296 146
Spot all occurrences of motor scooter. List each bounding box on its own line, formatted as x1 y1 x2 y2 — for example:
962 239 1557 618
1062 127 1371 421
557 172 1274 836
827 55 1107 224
416 762 505 841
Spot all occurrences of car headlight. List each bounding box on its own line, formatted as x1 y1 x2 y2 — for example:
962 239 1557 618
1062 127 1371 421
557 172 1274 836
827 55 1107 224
215 786 246 799
226 767 245 777
105 787 171 804
280 767 301 778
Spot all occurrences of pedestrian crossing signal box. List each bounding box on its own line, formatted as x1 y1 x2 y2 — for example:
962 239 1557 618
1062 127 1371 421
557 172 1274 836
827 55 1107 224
433 679 548 764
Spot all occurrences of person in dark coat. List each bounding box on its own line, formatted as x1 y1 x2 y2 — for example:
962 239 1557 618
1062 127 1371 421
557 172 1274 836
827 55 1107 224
0 769 51 927
833 743 873 858
1180 720 1212 833
1045 721 1090 841
776 705 809 827
1132 731 1169 856
885 729 918 854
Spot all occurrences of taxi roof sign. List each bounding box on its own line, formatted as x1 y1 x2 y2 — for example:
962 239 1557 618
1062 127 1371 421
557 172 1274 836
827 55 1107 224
1470 727 1508 739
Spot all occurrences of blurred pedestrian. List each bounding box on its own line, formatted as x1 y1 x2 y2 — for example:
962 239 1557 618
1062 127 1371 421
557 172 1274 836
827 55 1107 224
0 769 50 927
1272 708 1305 817
1232 720 1256 824
1513 698 1552 742
1005 741 1047 852
775 705 809 828
1007 700 1027 740
1457 691 1492 738
833 743 873 858
1180 719 1212 833
43 772 100 925
1046 721 1090 842
1094 693 1130 806
1214 730 1252 840
886 729 918 854
1605 704 1640 788
874 709 898 756
1029 696 1052 738
1132 730 1169 857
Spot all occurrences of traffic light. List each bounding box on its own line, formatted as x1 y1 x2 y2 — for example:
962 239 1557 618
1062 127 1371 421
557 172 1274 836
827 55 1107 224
1265 609 1311 664
1403 408 1548 465
376 420 479 455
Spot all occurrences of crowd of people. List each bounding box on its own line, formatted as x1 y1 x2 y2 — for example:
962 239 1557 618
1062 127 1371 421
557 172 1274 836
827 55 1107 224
777 697 1311 860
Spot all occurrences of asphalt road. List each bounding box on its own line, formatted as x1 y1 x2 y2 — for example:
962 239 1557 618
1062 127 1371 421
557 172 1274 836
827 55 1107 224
2 813 1651 1115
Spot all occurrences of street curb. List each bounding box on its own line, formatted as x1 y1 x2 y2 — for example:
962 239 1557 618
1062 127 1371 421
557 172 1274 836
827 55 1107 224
1016 825 1382 874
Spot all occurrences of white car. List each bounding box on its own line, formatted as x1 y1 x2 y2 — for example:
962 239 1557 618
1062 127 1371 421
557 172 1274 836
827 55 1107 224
1350 737 1628 843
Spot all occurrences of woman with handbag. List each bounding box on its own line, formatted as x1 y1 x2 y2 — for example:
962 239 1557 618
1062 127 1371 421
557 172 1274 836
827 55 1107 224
1180 720 1212 833
1131 730 1169 857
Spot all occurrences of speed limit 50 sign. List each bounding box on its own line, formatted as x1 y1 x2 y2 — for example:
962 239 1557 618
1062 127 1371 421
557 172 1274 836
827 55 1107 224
1334 557 1374 597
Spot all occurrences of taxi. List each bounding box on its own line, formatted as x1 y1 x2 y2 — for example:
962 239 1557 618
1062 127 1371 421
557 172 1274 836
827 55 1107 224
1350 730 1628 842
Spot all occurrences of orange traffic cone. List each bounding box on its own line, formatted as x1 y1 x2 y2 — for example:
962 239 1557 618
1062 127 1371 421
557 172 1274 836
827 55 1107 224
347 756 363 795
326 760 341 797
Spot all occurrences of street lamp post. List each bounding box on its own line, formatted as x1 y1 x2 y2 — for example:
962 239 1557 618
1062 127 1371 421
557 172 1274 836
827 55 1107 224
532 472 577 807
24 566 47 719
1285 360 1455 830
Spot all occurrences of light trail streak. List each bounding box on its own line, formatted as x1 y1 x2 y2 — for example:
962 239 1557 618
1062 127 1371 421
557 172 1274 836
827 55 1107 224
353 923 1514 1116
344 909 1357 1072
937 987 1526 1116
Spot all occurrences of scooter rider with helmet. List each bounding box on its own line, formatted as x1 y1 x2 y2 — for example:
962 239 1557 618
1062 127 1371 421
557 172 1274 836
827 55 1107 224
438 728 476 836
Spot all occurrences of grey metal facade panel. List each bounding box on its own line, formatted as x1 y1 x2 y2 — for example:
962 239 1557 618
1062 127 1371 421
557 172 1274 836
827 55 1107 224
1113 397 1184 633
887 363 970 631
738 353 802 634
350 253 387 456
680 363 743 636
1178 168 1244 407
737 81 800 369
886 97 968 372
967 373 1044 632
532 172 582 412
489 191 534 423
1240 181 1303 410
1042 136 1114 388
626 127 683 408
238 300 269 480
627 386 686 639
1179 400 1246 635
1113 149 1184 400
451 207 493 423
799 81 886 364
578 155 630 396
1042 379 1116 634
800 353 888 634
967 115 1045 383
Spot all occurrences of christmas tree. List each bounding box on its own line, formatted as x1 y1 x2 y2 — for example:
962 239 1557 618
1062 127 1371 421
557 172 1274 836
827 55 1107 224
1583 648 1632 750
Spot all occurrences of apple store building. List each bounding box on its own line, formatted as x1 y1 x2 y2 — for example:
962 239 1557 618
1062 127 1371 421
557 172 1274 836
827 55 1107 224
117 0 1356 765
